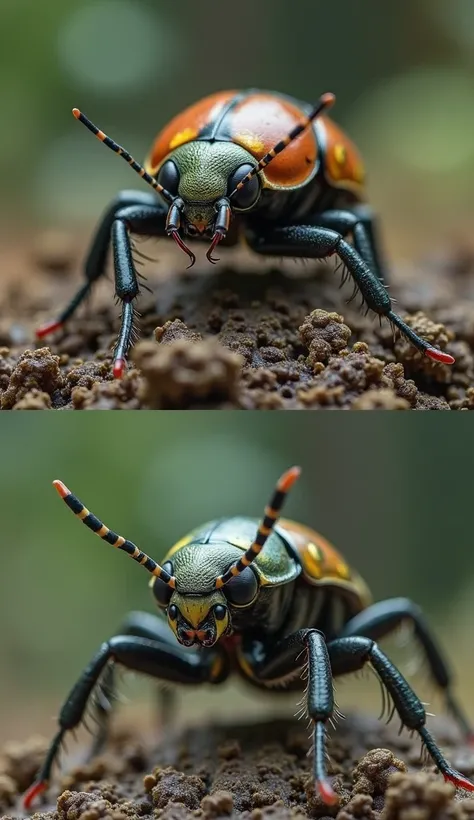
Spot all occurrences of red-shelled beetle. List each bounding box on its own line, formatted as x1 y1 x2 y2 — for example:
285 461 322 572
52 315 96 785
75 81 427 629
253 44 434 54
36 90 455 378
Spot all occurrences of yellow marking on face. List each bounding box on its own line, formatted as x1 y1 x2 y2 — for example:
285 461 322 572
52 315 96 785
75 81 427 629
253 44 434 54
169 128 198 150
235 132 265 154
179 598 211 628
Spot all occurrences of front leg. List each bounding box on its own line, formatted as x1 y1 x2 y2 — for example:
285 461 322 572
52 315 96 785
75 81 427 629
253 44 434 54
111 204 167 377
247 224 454 365
89 611 180 758
36 191 164 339
328 637 474 794
23 635 223 809
239 629 337 805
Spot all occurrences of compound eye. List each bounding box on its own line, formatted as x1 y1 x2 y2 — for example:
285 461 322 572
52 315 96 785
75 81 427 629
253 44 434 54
151 561 174 607
157 160 180 196
214 604 227 621
223 566 258 606
228 164 260 210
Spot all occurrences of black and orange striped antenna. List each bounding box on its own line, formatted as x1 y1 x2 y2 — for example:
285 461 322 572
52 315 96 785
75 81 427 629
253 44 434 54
53 480 176 588
229 92 336 199
214 466 301 589
72 108 175 205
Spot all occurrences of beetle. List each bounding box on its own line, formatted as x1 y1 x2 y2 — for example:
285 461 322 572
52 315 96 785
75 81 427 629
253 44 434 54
35 90 455 378
24 466 474 809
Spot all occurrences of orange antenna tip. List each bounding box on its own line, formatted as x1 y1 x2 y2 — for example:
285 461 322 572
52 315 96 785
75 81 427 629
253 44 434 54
72 108 81 119
278 466 302 492
53 480 69 498
321 92 336 109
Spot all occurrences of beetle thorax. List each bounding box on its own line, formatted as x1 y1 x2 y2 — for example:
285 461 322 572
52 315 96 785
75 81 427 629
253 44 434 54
171 141 256 227
171 540 244 592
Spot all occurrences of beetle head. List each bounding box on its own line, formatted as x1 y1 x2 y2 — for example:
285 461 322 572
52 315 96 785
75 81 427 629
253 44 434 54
150 541 259 647
157 141 262 264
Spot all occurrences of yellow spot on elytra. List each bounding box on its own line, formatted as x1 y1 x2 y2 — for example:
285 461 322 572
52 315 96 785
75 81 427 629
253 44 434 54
169 128 198 150
335 561 350 579
334 144 347 166
305 542 323 578
235 132 265 155
354 162 365 183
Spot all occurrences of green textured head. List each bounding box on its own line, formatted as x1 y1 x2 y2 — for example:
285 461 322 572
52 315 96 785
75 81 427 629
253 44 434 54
155 141 262 264
150 541 259 648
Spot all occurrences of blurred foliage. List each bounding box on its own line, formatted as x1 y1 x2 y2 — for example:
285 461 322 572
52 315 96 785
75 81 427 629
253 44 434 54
0 413 474 708
1 0 474 254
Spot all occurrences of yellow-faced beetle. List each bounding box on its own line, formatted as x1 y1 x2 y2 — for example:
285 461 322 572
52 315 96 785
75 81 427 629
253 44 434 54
24 467 473 809
36 90 455 378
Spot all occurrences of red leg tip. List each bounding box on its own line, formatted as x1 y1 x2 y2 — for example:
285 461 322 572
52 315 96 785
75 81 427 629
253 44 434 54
23 780 48 810
317 779 338 805
444 770 474 792
425 347 455 365
36 320 64 339
113 358 126 379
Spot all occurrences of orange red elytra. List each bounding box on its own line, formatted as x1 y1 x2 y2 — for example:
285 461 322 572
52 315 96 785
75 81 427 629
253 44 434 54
36 90 455 377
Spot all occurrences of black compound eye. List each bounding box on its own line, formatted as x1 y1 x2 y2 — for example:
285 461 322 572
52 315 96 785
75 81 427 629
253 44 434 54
152 561 174 607
168 604 178 621
223 566 258 606
228 164 260 210
214 605 227 621
157 160 180 196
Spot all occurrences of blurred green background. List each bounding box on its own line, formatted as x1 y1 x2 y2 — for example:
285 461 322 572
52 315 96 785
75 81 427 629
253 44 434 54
0 413 473 743
2 0 474 257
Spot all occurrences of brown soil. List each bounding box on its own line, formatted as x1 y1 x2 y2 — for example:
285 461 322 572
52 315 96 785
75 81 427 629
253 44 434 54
2 231 474 409
2 714 474 820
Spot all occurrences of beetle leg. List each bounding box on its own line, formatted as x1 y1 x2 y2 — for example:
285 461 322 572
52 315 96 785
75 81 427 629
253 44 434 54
317 207 388 285
23 636 226 810
339 598 474 742
247 224 454 365
239 629 337 805
89 611 178 759
36 191 164 340
110 204 168 377
328 637 474 794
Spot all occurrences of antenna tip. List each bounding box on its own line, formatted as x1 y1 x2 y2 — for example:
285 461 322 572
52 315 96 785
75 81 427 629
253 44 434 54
321 92 336 109
53 480 69 498
278 466 302 492
72 108 81 119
